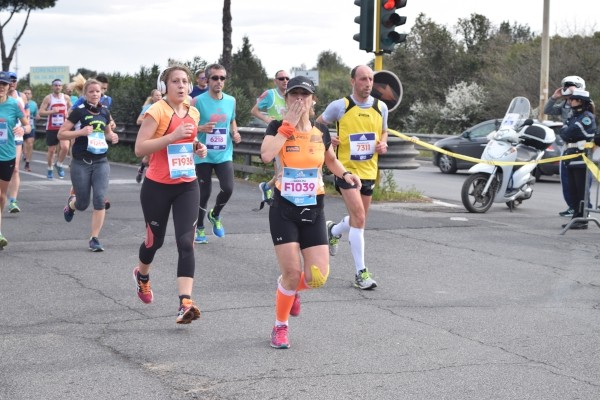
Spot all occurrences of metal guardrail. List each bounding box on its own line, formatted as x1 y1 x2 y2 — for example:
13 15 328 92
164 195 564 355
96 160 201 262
34 119 428 172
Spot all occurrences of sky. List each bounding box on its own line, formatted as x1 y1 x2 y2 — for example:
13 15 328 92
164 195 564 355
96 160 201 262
4 0 597 80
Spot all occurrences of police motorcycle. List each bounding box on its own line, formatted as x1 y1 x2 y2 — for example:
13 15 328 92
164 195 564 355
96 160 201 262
461 96 556 213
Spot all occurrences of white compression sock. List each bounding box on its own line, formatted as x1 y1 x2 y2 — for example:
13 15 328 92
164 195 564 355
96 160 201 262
331 216 350 237
348 227 365 273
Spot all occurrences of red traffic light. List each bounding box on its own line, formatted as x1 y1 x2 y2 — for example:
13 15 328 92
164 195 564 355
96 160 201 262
383 0 395 9
384 0 407 9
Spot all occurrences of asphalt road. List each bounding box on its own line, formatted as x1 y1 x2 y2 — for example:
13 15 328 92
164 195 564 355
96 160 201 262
1 154 600 400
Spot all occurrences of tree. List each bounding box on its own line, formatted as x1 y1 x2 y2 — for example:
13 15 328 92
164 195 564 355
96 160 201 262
229 36 268 126
386 13 461 130
311 51 350 116
0 0 56 70
220 0 232 73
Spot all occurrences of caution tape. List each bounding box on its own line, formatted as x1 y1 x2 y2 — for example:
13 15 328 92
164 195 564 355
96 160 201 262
388 129 599 176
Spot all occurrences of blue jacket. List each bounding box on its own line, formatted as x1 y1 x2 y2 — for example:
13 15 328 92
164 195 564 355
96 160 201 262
560 110 596 167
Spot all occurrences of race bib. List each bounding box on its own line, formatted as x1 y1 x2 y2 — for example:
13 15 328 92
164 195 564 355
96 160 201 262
0 122 7 145
281 167 318 206
206 127 228 151
349 132 376 161
167 143 196 179
87 131 109 154
51 113 65 127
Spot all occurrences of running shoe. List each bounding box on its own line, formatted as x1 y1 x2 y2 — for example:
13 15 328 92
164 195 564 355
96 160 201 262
208 209 225 237
326 221 341 256
47 170 53 180
54 163 65 179
290 293 301 317
194 228 208 244
24 162 31 172
89 237 104 252
63 195 76 222
135 164 144 183
558 208 574 217
132 266 153 304
0 234 7 249
354 268 377 290
104 199 111 211
176 299 201 324
259 182 273 204
270 325 290 349
8 200 20 213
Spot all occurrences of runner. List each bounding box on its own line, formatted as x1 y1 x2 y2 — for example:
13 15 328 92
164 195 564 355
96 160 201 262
5 72 30 213
22 87 39 173
192 63 241 244
0 71 30 249
133 65 208 324
317 65 389 290
251 69 289 207
261 76 361 348
39 78 71 180
58 78 119 252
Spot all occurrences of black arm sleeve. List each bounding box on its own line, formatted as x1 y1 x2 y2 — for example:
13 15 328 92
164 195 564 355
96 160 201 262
265 120 283 136
315 122 331 151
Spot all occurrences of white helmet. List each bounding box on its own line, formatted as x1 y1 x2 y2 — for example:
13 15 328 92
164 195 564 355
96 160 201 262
561 75 586 95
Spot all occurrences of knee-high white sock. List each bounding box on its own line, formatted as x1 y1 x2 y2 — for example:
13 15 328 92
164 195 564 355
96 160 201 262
331 215 350 237
348 227 365 273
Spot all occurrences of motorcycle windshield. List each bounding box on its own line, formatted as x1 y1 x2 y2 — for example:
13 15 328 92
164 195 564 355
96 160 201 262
499 97 531 130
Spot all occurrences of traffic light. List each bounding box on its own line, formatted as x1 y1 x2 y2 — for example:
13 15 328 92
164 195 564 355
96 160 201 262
354 0 374 53
379 0 407 54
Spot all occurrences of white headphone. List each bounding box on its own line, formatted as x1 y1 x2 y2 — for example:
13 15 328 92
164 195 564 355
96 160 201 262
156 67 193 95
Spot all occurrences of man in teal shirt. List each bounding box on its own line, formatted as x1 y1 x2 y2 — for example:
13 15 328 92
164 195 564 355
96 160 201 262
192 63 241 244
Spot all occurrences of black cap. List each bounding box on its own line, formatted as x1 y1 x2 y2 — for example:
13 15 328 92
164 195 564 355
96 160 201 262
285 76 315 95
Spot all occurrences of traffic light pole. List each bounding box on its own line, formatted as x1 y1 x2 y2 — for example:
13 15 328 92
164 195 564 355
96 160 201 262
374 0 383 71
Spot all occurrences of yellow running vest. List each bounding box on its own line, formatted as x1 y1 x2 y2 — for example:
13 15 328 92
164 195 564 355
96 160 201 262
335 97 383 180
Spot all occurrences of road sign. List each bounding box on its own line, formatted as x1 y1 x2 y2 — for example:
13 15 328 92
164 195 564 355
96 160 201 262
29 66 70 85
372 69 402 111
292 69 319 87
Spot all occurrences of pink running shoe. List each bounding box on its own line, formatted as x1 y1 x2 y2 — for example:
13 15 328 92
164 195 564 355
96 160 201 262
270 325 290 349
133 266 153 304
290 293 301 317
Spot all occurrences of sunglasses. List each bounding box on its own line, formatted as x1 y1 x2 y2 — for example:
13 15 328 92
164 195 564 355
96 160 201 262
277 77 290 81
10 79 17 83
210 76 226 81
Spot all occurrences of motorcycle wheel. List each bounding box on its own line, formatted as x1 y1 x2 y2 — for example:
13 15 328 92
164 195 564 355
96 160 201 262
461 172 498 213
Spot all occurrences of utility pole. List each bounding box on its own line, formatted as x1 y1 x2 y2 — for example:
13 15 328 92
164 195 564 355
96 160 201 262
538 0 550 120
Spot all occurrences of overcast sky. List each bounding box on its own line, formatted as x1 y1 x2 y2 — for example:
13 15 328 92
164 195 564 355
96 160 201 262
5 0 595 79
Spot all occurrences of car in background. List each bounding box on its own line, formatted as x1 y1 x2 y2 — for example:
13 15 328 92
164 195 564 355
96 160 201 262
432 119 501 174
533 121 563 180
432 119 563 180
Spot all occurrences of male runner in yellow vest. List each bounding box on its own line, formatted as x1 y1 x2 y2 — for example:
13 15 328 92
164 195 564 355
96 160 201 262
316 65 389 290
